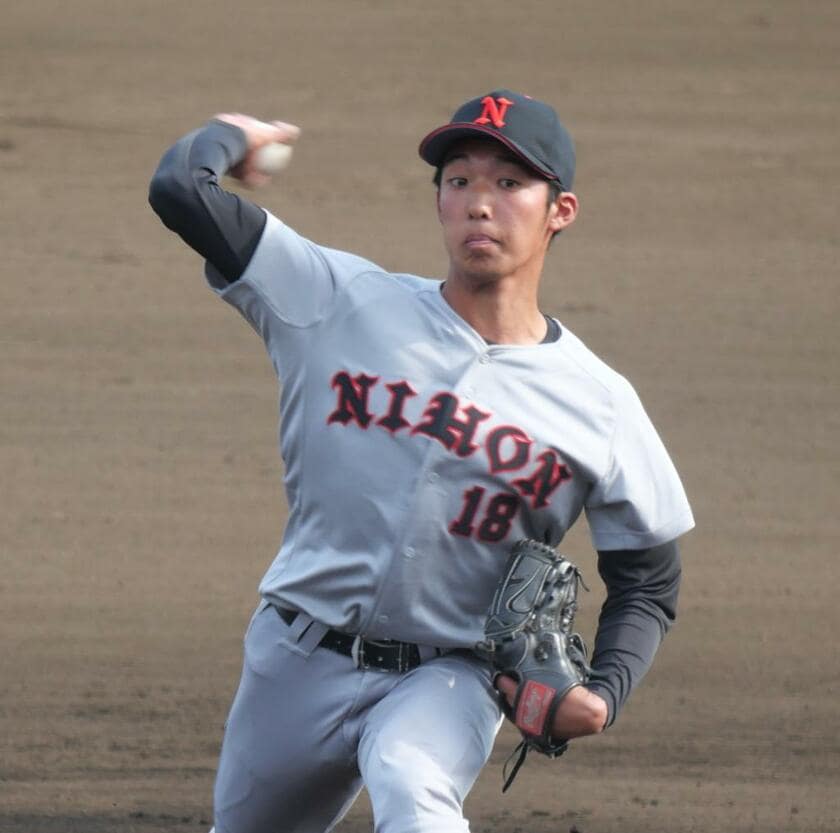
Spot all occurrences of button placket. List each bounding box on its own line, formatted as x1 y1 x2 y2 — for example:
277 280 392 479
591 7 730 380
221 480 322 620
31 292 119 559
362 348 486 633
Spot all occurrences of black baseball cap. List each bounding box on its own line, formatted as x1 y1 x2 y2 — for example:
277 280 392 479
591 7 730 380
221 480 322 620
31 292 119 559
418 89 575 191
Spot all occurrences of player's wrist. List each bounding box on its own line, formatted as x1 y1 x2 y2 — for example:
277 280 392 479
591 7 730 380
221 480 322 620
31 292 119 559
551 685 607 738
582 680 615 730
579 688 608 734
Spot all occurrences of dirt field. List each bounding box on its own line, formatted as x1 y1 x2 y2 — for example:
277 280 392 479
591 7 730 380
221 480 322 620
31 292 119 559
2 1 838 831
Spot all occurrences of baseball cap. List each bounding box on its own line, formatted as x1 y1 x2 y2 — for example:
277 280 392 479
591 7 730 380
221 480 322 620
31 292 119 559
418 89 575 191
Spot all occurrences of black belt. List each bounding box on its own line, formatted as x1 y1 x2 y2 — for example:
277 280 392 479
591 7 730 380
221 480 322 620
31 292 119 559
273 606 424 673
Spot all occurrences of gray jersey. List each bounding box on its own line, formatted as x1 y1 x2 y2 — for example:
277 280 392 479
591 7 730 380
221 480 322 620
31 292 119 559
207 213 694 649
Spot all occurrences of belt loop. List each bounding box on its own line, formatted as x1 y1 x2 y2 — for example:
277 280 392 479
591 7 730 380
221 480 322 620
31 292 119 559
417 644 442 663
287 611 312 641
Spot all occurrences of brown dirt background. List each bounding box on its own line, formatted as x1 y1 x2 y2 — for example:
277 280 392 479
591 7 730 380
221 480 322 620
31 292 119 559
2 1 838 831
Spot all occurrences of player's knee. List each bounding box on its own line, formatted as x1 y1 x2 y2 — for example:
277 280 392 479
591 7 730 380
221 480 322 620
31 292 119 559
364 740 469 833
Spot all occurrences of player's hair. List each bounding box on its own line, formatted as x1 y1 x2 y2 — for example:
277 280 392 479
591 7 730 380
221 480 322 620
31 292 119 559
546 180 562 209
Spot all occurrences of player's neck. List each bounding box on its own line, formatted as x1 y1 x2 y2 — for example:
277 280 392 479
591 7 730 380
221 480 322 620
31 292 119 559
441 275 547 345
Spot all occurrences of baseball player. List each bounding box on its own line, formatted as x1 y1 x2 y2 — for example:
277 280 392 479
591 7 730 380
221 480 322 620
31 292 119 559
149 89 694 833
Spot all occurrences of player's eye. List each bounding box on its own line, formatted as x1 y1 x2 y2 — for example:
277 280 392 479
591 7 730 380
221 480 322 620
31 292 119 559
499 178 519 189
447 176 468 188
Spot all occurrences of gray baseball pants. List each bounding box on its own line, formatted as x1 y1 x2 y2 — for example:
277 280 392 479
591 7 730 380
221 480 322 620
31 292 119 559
212 601 503 833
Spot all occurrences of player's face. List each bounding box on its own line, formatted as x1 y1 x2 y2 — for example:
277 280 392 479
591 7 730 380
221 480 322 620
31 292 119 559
436 140 575 286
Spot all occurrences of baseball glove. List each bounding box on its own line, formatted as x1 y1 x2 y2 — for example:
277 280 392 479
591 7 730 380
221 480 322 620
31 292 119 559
477 539 590 791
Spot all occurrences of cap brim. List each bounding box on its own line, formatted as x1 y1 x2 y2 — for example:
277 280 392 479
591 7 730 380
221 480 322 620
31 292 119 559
418 123 558 181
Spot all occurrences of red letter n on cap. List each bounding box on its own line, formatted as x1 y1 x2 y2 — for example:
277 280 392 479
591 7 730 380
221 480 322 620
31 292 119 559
474 96 514 129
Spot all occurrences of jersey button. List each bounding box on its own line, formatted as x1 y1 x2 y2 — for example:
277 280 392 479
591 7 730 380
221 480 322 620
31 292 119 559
427 472 439 484
479 353 490 365
377 614 389 624
403 547 416 559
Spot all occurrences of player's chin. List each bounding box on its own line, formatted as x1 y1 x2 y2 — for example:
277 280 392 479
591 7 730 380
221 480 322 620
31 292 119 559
457 252 505 280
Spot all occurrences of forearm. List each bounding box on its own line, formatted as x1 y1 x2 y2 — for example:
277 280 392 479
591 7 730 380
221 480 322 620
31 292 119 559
148 120 267 283
585 539 682 727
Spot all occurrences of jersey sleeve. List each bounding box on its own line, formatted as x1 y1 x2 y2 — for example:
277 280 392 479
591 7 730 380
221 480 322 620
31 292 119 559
205 213 382 361
584 380 694 550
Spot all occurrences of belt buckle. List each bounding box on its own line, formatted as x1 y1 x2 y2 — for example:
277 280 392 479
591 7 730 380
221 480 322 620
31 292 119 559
396 642 408 673
350 635 367 669
351 636 409 673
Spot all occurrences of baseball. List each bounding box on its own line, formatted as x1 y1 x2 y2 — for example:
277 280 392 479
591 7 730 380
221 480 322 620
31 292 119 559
254 142 294 174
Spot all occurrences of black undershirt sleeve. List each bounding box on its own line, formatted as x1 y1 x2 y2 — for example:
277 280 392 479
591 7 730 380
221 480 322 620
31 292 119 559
148 120 266 283
584 539 682 728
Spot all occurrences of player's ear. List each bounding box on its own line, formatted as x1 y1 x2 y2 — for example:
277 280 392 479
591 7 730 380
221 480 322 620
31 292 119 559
548 191 579 234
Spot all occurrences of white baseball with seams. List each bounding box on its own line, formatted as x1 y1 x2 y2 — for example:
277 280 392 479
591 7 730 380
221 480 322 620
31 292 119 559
254 142 293 174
